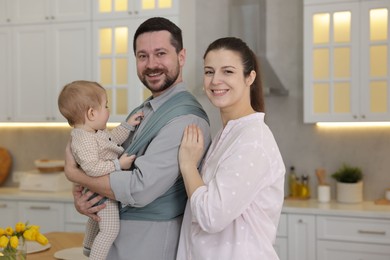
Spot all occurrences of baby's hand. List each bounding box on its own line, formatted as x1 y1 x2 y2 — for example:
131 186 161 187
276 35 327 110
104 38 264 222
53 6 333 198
127 111 144 127
119 154 136 170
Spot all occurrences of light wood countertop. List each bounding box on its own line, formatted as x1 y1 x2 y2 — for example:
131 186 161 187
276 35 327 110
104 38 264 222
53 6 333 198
28 232 84 260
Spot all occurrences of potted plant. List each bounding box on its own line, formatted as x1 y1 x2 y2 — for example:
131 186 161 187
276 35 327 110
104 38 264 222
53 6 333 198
332 164 363 203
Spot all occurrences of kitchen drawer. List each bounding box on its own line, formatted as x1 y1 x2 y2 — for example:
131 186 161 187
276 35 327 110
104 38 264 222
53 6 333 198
18 201 65 233
317 240 390 260
317 216 390 244
277 213 287 237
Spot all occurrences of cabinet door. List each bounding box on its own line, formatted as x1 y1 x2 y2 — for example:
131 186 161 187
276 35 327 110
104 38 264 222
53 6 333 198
93 19 145 122
274 237 288 260
12 24 52 121
317 240 390 260
359 0 390 121
0 200 17 227
12 22 92 122
51 0 92 22
0 27 12 121
13 0 50 24
304 2 360 123
0 0 12 24
18 201 65 233
287 214 316 260
51 22 92 121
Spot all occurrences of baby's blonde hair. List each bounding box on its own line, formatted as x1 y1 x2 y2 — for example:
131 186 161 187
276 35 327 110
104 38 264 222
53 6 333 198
58 80 106 126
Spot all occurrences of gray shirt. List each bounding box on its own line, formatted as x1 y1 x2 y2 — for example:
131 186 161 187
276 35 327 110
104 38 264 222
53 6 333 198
108 83 211 260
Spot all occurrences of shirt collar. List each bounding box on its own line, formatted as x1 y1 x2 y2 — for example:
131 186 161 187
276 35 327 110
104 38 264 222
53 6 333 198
146 82 187 112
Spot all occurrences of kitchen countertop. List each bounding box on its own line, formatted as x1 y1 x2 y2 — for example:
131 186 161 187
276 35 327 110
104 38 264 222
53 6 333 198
1 187 389 218
283 198 390 219
0 187 73 202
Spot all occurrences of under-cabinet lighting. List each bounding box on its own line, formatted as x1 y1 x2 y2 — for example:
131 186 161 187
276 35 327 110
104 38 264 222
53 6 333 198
0 122 121 128
316 122 390 127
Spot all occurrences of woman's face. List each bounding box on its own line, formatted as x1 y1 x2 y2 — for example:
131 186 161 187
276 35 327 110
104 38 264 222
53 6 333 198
203 49 253 112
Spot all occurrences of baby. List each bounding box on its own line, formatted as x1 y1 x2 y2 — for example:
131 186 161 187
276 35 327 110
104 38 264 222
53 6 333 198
58 80 142 260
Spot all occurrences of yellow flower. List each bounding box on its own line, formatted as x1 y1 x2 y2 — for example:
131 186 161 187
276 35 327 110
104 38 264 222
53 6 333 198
0 235 9 248
9 236 19 249
5 227 13 236
36 233 49 246
0 228 5 236
23 229 37 241
29 225 40 232
15 222 26 233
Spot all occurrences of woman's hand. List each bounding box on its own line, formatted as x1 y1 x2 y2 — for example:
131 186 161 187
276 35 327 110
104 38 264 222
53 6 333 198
179 124 206 197
73 184 106 221
179 124 205 173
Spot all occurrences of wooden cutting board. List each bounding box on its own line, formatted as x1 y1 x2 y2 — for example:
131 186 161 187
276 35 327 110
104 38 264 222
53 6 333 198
0 147 12 185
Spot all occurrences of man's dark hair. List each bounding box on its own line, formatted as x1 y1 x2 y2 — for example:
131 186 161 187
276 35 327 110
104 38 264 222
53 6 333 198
133 17 183 54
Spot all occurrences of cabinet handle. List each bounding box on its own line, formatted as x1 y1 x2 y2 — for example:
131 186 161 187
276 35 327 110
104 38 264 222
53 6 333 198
298 219 303 223
6 18 11 22
45 16 50 20
134 11 138 15
29 206 51 210
361 115 366 119
51 16 55 20
128 11 133 15
358 230 386 235
0 204 7 208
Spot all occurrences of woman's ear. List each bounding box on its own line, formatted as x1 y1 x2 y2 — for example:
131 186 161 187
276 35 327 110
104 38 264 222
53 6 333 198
246 70 256 87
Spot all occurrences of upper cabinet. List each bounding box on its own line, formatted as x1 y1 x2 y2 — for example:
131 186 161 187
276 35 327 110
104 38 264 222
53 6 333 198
304 0 390 123
0 0 92 122
3 0 91 25
92 0 178 21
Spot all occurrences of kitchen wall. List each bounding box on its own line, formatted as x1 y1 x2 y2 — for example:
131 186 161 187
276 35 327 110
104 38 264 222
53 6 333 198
1 0 390 201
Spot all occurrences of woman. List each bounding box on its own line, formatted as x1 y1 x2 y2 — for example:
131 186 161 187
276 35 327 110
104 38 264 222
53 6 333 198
177 37 285 260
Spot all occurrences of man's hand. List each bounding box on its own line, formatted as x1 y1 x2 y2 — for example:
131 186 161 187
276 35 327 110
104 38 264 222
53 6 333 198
73 184 106 221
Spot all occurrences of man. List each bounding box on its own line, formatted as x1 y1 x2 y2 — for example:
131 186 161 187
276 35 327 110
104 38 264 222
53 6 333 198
64 17 211 260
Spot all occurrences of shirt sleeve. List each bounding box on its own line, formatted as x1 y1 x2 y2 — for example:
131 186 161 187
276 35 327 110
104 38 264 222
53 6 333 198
190 124 285 233
110 114 211 207
110 122 133 146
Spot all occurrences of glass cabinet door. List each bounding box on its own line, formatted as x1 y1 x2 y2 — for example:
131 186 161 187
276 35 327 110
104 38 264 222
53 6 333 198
304 3 359 122
94 20 145 122
360 1 390 120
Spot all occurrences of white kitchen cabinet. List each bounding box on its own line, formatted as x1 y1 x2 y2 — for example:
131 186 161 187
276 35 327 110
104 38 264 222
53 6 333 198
317 216 390 259
64 203 88 232
287 214 316 260
92 4 179 121
92 0 179 21
274 213 288 260
304 0 390 123
0 27 12 121
11 22 92 122
18 201 65 233
11 0 91 25
0 200 17 227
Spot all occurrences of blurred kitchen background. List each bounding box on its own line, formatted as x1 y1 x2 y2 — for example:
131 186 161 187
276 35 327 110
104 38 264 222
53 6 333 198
1 0 390 201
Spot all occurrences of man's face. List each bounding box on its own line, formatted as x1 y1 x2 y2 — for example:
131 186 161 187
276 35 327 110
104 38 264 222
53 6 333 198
135 31 185 96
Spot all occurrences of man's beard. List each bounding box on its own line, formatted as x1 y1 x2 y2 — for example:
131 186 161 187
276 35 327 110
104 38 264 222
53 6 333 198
141 66 180 94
